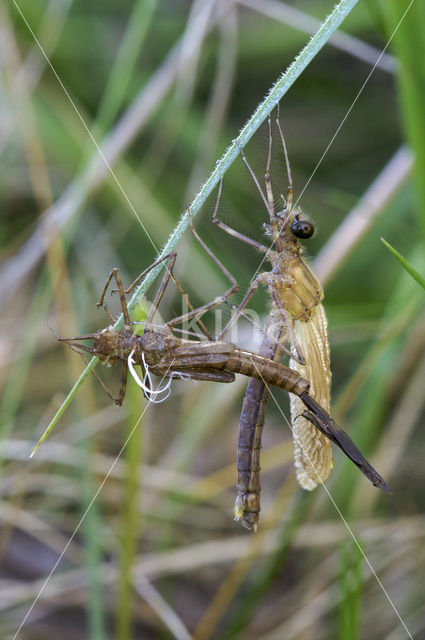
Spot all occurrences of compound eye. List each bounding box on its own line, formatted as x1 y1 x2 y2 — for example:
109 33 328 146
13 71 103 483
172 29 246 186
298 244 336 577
290 219 314 239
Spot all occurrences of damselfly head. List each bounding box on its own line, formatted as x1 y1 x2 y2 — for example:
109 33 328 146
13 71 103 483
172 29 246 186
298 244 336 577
290 216 315 239
263 212 315 242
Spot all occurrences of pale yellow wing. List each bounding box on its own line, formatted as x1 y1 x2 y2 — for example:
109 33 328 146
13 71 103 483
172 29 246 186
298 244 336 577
289 303 333 489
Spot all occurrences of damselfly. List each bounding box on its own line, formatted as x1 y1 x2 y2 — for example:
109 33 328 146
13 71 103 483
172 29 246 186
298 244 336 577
211 116 337 528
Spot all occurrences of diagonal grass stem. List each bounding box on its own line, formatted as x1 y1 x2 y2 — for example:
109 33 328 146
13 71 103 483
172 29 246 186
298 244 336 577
32 0 360 453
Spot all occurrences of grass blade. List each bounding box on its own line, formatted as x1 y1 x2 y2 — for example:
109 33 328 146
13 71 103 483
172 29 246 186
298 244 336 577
32 0 360 451
338 539 364 640
381 237 425 291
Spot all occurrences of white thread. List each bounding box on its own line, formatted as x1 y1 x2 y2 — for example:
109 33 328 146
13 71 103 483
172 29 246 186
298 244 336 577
127 350 190 404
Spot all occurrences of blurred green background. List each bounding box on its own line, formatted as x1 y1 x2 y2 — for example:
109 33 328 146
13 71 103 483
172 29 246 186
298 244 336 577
1 1 424 638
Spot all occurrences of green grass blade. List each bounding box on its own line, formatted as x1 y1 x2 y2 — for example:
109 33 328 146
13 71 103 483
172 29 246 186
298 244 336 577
82 436 107 640
117 378 143 640
379 0 425 240
381 238 425 291
32 0 360 451
338 540 364 640
30 355 99 456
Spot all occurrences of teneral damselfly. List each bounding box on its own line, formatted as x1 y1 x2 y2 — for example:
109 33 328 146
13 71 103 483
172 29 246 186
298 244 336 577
212 117 337 528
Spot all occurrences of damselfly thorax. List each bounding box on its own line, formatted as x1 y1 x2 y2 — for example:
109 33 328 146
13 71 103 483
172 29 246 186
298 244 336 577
260 206 333 492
